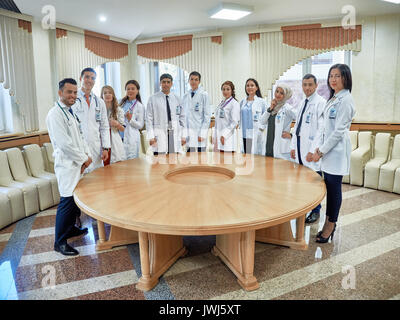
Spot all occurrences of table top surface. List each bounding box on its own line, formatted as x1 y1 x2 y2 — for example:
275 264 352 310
74 153 326 235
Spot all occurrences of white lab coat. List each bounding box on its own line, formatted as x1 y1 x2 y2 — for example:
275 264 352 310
290 93 326 171
318 89 355 176
260 102 297 160
182 86 211 149
146 91 186 153
213 97 240 152
121 100 145 159
238 97 267 155
72 90 110 172
46 100 91 197
108 107 126 163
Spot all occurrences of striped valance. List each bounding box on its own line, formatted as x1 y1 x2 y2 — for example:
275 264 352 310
249 23 362 93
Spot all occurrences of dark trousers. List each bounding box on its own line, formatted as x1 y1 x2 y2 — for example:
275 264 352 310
243 138 252 154
324 172 343 223
297 136 321 214
55 196 80 246
187 147 206 152
154 130 175 156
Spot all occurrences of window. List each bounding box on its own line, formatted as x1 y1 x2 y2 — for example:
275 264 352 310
273 51 352 108
139 61 189 106
0 83 13 134
92 62 122 100
158 62 189 98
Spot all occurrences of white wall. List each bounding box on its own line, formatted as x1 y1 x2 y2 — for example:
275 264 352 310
352 14 400 122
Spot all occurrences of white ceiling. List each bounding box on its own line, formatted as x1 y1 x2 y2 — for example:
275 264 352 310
14 0 400 41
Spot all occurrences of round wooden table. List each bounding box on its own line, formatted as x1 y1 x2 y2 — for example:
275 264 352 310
74 152 325 291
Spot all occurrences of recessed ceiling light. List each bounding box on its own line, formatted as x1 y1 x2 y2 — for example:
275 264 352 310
209 2 253 21
381 0 400 4
99 15 107 22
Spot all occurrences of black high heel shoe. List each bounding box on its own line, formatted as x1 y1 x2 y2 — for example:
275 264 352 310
316 224 336 243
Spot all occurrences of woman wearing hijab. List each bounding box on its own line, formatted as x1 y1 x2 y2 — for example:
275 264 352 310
259 83 297 160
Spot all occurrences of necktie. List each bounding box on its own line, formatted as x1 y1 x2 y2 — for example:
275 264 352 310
85 95 90 108
166 95 172 122
296 99 309 136
191 92 195 98
68 108 74 116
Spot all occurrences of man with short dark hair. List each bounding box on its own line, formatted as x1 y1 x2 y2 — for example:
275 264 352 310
290 73 326 223
146 73 186 155
46 78 92 256
72 67 110 172
182 71 211 152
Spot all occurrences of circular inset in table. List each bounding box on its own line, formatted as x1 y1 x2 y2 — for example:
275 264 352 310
164 165 235 185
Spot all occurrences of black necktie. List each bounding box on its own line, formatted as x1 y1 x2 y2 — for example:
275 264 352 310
68 107 74 116
191 92 195 98
166 95 172 122
296 99 309 136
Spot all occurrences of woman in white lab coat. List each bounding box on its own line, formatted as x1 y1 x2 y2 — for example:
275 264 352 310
259 84 297 160
101 85 126 164
213 81 240 152
312 64 355 243
239 78 267 155
119 80 145 159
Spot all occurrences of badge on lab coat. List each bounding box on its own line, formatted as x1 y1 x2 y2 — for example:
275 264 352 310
276 114 281 123
194 103 200 112
176 105 182 115
253 112 259 122
219 109 225 118
305 112 311 123
329 107 337 119
95 108 101 122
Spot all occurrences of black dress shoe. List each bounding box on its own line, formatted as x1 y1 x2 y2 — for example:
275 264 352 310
67 226 88 240
305 211 320 224
54 243 79 256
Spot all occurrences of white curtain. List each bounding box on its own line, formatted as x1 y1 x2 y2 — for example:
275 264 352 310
0 15 38 132
250 29 362 93
138 37 223 106
55 30 130 95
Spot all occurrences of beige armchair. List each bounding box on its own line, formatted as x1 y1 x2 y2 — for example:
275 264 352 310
0 151 39 218
0 192 12 230
378 134 400 192
42 142 55 173
393 167 400 194
343 131 359 184
5 147 53 211
350 131 372 186
364 133 391 189
23 144 60 205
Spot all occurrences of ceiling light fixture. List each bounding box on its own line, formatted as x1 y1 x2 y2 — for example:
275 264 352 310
99 15 107 22
381 0 400 4
209 2 253 21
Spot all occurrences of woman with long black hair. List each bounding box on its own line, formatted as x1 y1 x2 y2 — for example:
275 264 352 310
239 78 267 155
312 63 356 243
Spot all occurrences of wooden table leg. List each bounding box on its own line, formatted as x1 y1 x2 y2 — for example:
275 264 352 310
95 221 139 251
256 217 308 250
212 230 259 291
136 232 187 291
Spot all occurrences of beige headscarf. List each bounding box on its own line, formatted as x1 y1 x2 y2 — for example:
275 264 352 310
270 83 293 116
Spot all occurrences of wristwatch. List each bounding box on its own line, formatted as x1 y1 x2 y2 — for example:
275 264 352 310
103 148 110 152
317 149 324 158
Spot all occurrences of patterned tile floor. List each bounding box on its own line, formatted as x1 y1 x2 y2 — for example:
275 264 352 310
1 184 400 300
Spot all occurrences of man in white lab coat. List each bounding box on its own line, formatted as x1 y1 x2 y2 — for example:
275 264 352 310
181 71 211 152
290 74 326 224
72 67 110 172
146 73 186 155
46 78 92 256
